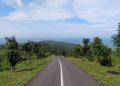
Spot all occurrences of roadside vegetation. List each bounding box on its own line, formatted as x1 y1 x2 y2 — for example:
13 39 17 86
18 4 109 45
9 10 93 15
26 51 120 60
0 35 74 86
67 57 120 86
74 36 112 67
66 23 120 86
0 58 50 86
0 36 53 86
0 23 120 86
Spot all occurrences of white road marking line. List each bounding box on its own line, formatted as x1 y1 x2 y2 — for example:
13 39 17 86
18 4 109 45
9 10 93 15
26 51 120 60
58 59 64 86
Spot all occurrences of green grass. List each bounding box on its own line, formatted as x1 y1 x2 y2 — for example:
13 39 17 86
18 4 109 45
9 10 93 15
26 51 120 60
0 57 51 86
67 57 120 86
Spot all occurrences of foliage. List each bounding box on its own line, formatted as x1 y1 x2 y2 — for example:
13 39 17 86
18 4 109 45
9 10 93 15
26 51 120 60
21 41 75 59
90 37 103 57
67 57 120 86
115 47 120 56
0 57 51 86
82 38 91 57
61 50 67 56
91 37 112 66
36 51 46 59
99 47 112 66
74 37 112 66
112 23 120 58
0 54 2 67
5 36 20 71
7 50 19 67
74 44 82 57
22 41 34 52
112 23 120 47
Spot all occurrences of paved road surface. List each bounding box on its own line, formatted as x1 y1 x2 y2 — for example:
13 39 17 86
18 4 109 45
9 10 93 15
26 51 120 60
25 56 100 86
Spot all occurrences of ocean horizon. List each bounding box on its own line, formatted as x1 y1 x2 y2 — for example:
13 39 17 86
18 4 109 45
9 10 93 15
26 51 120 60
0 38 113 47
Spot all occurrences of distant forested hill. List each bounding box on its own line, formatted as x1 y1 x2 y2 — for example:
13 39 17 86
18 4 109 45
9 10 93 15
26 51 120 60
12 40 76 57
40 40 75 55
0 38 112 47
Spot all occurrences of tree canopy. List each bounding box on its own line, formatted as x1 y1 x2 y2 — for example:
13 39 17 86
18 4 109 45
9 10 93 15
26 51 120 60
112 23 120 47
5 36 20 71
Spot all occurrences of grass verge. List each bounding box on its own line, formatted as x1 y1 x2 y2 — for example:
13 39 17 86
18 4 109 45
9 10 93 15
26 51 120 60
66 57 120 86
0 57 52 86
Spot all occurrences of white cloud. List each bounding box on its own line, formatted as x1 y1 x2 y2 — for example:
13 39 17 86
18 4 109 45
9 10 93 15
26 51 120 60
2 0 120 23
0 20 115 38
3 11 28 21
1 0 23 9
1 0 73 21
26 0 73 21
0 0 119 38
72 0 120 23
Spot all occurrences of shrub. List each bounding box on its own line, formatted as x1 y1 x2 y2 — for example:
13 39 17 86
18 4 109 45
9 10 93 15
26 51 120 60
100 58 112 67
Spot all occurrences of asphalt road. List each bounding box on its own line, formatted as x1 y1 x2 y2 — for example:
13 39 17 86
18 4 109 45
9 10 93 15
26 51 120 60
25 56 100 86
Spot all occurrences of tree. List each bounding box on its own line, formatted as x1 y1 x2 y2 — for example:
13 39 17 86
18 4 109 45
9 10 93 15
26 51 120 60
0 54 2 68
91 37 112 66
82 38 91 57
61 50 67 56
112 23 120 47
74 45 81 57
22 41 35 69
36 50 45 59
91 37 103 57
99 46 112 66
5 36 20 72
82 38 90 46
112 23 120 56
22 41 34 53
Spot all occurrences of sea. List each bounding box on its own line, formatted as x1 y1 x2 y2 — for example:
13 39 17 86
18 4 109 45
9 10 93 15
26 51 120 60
0 38 113 47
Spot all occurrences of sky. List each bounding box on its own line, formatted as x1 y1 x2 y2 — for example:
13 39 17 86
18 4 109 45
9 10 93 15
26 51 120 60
0 0 119 39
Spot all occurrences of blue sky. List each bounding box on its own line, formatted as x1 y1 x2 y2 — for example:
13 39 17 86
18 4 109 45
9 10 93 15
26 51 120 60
0 5 14 16
0 0 119 39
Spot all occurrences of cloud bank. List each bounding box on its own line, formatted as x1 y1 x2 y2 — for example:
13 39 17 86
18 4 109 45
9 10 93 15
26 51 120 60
0 0 119 38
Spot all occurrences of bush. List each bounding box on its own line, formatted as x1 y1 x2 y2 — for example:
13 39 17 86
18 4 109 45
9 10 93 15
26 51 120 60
115 47 120 57
87 57 95 62
100 58 112 67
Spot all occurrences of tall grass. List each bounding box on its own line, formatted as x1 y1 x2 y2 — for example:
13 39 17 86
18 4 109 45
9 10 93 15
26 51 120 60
67 57 120 86
0 57 51 86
